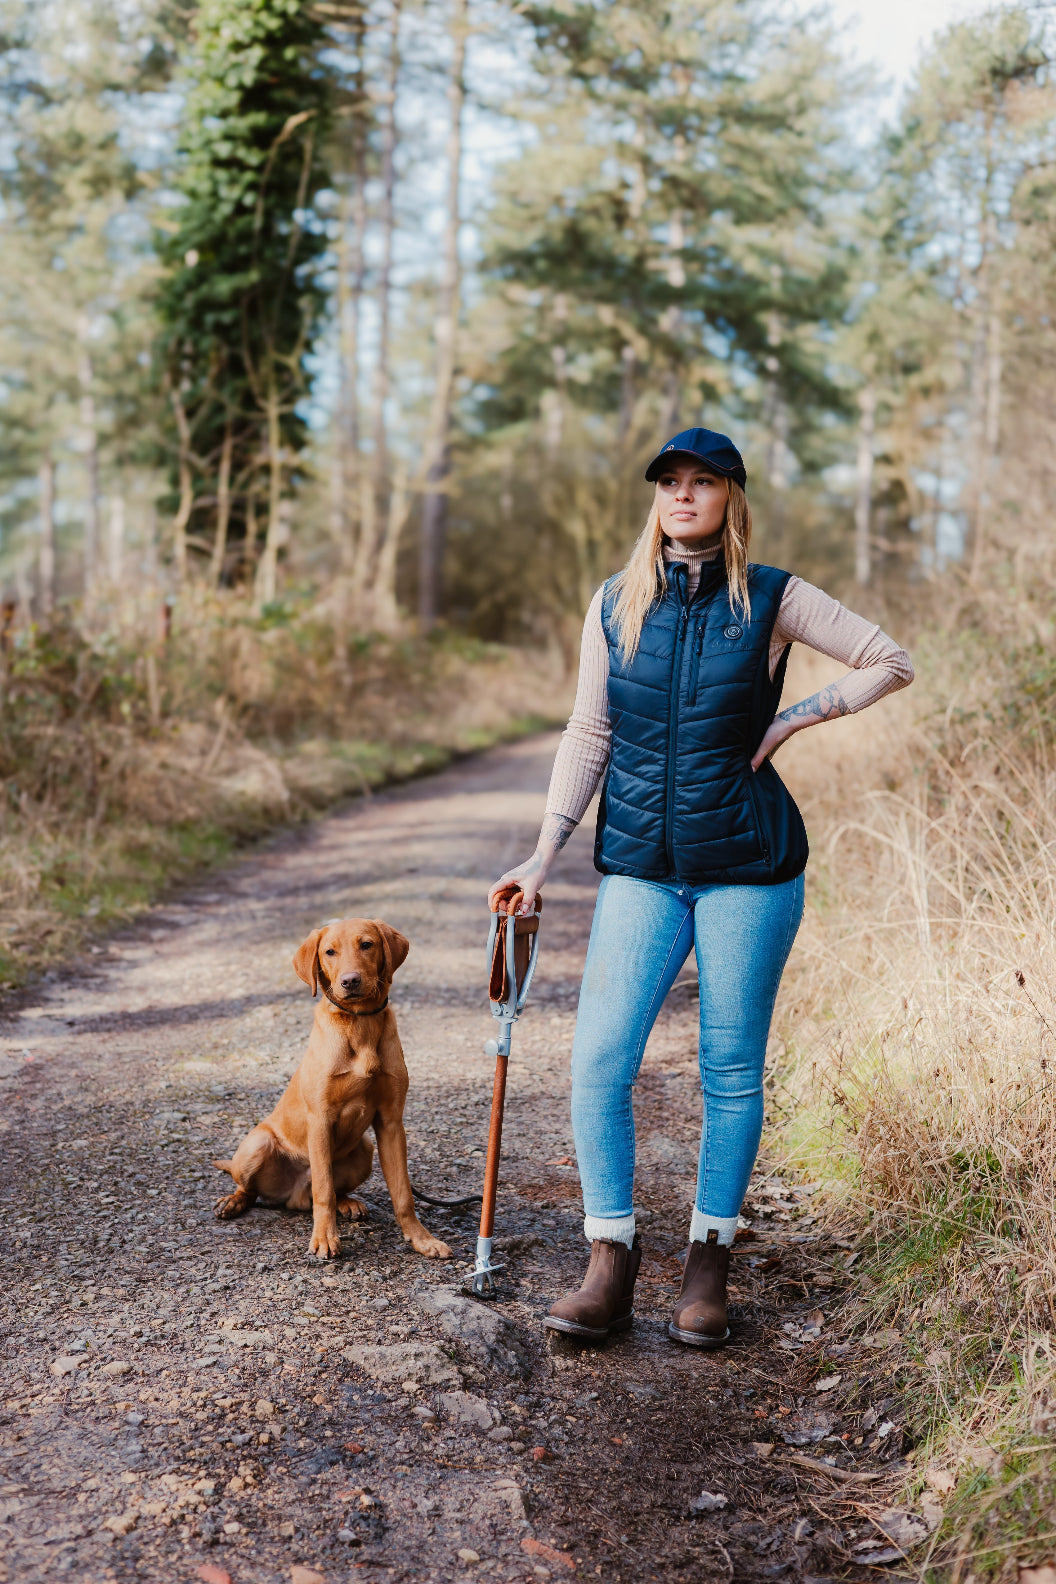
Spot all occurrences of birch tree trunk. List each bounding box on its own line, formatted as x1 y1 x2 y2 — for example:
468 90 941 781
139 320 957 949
78 326 101 600
543 294 567 455
372 463 411 632
169 384 194 584
107 493 125 586
362 0 403 624
418 0 467 630
970 264 1002 586
38 454 56 617
854 383 877 587
209 421 234 588
332 3 368 587
968 140 996 588
256 385 284 608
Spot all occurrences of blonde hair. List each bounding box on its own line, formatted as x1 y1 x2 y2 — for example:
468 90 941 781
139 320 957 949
610 477 753 664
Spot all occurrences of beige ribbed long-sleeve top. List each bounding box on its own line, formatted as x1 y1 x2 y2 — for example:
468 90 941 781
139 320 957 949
545 542 914 824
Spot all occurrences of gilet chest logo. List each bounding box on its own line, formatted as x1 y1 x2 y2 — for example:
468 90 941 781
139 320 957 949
723 624 743 640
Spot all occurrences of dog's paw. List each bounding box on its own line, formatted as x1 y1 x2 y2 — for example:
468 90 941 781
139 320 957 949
336 1196 368 1222
214 1191 250 1221
308 1225 341 1260
411 1233 453 1260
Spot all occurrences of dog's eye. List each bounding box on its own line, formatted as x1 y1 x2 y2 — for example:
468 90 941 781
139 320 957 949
324 948 337 956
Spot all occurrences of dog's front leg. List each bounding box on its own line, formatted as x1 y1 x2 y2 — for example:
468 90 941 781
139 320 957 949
306 1120 341 1259
375 1119 452 1259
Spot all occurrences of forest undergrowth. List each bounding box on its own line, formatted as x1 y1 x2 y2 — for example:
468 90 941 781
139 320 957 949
772 585 1056 1581
0 590 569 989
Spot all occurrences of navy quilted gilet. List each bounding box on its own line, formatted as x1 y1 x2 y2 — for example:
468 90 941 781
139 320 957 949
594 560 809 885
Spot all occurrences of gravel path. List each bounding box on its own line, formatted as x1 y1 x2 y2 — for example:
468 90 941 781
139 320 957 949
0 735 907 1583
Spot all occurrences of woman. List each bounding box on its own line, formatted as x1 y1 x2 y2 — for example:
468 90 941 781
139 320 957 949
489 427 913 1348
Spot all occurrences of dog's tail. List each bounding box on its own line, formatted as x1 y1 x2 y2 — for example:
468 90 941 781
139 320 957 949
212 1159 235 1177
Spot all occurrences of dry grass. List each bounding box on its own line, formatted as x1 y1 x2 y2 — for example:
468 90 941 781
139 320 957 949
0 595 571 986
769 618 1056 1577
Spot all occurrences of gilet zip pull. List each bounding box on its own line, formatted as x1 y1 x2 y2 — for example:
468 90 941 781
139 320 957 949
688 623 706 708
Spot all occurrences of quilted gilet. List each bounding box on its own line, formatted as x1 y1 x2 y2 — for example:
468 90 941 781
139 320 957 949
594 560 809 885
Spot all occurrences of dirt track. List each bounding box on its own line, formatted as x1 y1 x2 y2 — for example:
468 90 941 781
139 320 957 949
0 734 911 1584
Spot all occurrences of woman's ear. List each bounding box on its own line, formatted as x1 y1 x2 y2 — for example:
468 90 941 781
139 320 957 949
375 922 410 981
292 929 324 995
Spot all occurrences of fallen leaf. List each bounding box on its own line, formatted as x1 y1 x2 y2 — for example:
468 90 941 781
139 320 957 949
290 1569 327 1584
752 1442 774 1458
926 1347 951 1367
1019 1566 1056 1584
689 1490 728 1513
926 1468 956 1495
343 1442 364 1454
532 1446 552 1462
521 1538 576 1571
805 1309 825 1328
197 1567 233 1584
852 1543 903 1565
815 1374 842 1393
869 1506 938 1549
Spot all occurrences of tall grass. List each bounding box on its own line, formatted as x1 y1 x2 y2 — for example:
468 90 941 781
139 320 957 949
772 615 1056 1577
0 593 569 987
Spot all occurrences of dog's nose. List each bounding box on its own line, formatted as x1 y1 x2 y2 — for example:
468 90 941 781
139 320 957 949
339 972 362 993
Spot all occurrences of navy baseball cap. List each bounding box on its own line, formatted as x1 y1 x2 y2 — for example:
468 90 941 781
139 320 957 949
645 427 747 490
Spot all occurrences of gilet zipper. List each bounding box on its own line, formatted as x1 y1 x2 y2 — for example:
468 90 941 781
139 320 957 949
665 597 689 875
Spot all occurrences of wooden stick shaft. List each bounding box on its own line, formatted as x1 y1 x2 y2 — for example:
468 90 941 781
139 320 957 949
478 1052 508 1240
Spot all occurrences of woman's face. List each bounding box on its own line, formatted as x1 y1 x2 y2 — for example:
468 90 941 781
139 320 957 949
655 460 727 547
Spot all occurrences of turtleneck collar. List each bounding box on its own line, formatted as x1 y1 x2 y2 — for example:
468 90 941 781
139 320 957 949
662 538 723 565
662 537 723 599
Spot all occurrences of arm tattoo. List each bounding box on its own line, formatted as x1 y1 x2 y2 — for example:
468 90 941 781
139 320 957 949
540 813 577 851
778 684 850 725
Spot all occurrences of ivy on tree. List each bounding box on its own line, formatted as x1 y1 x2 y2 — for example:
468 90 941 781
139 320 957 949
157 0 332 598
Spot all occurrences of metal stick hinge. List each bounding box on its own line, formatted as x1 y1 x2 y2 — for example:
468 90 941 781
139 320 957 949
486 904 542 1024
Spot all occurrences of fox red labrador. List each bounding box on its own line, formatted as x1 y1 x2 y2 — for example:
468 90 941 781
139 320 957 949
213 918 450 1261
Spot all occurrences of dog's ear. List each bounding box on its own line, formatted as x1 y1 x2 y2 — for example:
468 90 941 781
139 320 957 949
292 928 324 995
375 922 410 981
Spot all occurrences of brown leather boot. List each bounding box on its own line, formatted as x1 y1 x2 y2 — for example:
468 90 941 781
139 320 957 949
668 1231 731 1348
543 1237 642 1340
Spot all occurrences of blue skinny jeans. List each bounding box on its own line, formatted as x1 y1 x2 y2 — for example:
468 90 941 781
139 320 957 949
570 872 804 1223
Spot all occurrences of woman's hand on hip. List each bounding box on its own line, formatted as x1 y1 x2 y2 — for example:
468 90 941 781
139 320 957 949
752 681 853 771
750 716 795 771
